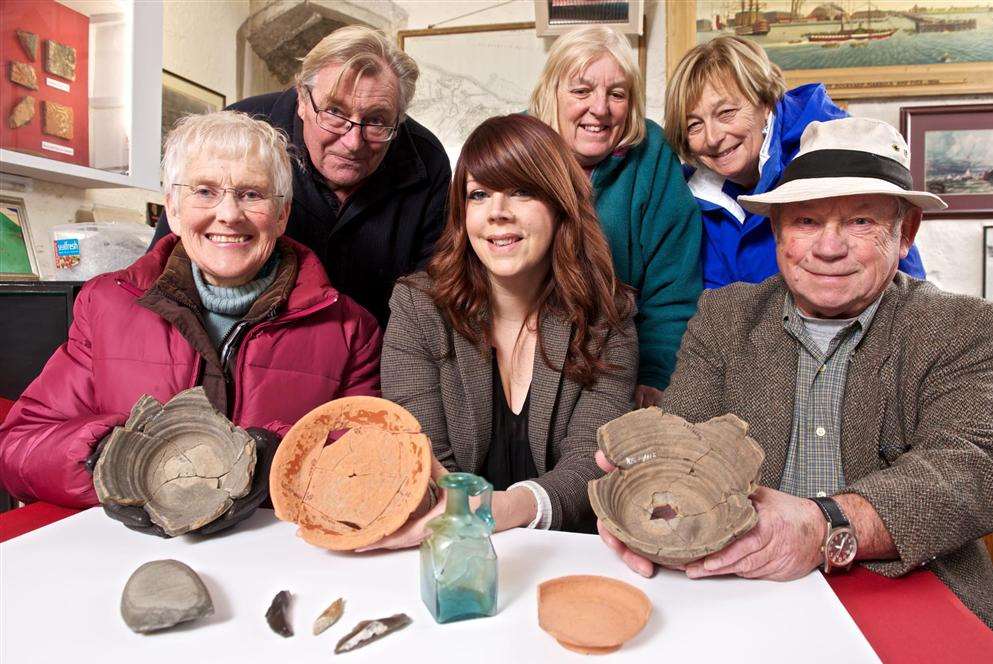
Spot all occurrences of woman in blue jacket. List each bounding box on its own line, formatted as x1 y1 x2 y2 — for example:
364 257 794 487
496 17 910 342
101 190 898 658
530 26 703 407
664 36 926 290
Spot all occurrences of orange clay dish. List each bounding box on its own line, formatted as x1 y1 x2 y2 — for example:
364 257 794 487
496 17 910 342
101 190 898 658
538 575 652 655
269 396 431 550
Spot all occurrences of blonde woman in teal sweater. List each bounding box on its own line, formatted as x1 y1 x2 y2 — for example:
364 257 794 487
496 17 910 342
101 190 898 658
530 26 703 407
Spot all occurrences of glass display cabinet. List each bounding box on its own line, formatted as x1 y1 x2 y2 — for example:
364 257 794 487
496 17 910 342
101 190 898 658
0 0 162 190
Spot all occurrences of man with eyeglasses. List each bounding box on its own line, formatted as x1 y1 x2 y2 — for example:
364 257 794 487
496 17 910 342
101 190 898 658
152 25 451 325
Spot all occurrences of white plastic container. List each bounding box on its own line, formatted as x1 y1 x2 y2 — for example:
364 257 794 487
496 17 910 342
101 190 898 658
51 223 154 280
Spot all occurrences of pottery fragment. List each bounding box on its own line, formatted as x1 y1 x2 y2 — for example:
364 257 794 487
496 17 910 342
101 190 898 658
93 387 256 536
9 96 35 129
120 560 213 633
589 410 764 566
334 613 412 654
265 590 293 637
538 575 651 655
313 597 344 635
42 101 73 140
44 39 76 81
16 30 38 61
270 396 431 550
9 62 37 90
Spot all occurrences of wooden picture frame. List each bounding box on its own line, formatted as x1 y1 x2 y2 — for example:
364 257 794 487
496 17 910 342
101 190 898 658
398 22 644 163
900 104 993 220
0 196 39 280
665 2 993 100
984 225 993 301
161 70 226 155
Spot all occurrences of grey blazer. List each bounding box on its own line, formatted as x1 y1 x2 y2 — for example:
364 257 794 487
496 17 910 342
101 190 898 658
382 274 638 531
659 273 993 628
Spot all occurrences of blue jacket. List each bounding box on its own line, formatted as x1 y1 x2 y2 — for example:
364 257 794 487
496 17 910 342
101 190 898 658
685 84 926 289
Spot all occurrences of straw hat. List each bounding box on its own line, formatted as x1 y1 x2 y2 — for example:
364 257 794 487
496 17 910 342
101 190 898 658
738 117 947 216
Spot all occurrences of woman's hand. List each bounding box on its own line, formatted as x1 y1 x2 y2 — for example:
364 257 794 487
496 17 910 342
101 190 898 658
491 486 538 532
634 384 663 409
358 465 539 551
356 456 448 551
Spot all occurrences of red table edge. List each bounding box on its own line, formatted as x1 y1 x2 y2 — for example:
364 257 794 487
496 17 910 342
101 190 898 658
2 502 991 663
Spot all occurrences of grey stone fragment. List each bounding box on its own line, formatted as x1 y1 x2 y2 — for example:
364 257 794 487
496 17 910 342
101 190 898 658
121 560 213 633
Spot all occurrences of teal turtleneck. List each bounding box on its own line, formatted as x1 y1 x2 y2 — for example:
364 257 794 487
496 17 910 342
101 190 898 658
191 251 279 349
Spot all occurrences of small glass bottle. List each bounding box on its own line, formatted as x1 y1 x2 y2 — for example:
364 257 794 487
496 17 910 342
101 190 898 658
420 472 498 623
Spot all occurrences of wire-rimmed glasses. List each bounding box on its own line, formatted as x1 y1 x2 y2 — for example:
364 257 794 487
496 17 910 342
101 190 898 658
173 184 284 212
303 85 399 143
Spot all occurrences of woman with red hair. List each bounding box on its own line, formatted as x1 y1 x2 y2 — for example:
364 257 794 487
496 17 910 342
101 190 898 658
378 114 637 540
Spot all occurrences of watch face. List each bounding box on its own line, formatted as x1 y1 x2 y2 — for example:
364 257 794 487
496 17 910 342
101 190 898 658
826 529 857 567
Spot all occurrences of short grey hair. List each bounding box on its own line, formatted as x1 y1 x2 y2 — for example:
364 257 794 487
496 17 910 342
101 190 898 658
162 110 294 208
297 25 418 119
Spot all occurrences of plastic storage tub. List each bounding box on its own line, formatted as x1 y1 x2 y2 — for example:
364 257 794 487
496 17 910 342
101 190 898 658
51 223 154 280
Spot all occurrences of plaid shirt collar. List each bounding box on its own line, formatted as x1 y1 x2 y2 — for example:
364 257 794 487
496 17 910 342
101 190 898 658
782 290 884 354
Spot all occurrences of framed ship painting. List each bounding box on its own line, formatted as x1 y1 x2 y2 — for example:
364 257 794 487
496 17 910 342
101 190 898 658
667 2 993 100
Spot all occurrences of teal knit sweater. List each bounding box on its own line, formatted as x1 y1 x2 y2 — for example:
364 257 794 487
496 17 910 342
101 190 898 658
591 119 703 389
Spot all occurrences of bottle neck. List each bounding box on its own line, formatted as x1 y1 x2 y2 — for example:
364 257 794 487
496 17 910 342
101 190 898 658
444 489 470 517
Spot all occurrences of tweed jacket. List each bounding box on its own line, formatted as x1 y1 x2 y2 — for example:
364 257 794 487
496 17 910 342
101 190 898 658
660 273 993 628
382 275 638 531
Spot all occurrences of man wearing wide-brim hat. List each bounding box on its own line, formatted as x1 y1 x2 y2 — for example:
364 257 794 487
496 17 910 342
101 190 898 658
597 117 993 628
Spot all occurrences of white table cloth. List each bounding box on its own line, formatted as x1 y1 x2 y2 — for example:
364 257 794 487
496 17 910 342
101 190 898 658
0 508 879 663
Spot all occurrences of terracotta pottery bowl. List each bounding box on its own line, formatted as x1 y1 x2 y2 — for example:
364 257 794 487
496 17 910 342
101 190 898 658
589 411 764 566
538 575 651 654
93 388 256 537
270 396 431 550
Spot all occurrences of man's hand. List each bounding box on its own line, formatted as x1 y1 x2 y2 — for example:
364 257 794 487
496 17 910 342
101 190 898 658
685 486 825 581
595 450 658 577
634 384 663 409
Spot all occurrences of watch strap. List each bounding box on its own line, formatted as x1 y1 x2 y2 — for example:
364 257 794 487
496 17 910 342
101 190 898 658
810 496 850 529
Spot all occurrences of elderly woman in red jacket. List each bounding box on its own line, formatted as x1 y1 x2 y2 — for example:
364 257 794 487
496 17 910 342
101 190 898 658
0 111 382 521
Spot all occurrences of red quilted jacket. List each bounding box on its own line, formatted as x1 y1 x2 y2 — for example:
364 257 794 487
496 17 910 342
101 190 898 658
0 235 382 508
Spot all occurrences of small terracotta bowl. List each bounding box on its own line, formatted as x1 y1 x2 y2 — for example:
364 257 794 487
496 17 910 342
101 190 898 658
589 411 764 566
270 396 431 550
538 575 651 654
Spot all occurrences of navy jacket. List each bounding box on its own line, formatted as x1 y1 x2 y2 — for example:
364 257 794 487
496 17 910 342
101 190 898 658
685 84 926 289
152 88 451 325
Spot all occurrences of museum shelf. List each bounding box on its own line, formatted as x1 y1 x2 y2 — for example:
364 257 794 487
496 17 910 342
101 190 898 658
0 0 163 191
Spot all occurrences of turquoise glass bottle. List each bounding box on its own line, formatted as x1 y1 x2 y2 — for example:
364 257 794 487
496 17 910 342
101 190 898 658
420 472 498 623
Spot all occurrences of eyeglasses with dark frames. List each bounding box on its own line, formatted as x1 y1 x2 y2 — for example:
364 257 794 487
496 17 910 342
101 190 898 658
303 85 399 143
173 184 284 212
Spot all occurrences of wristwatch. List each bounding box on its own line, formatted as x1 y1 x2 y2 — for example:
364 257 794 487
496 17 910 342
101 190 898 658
810 496 858 574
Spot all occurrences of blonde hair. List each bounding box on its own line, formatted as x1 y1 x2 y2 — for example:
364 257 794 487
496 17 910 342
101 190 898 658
529 25 646 149
162 110 294 209
664 36 787 163
297 25 418 118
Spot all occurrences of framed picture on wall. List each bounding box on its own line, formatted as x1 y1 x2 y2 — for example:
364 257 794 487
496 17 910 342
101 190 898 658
984 225 993 300
0 196 39 280
665 2 993 101
900 104 993 220
161 70 226 156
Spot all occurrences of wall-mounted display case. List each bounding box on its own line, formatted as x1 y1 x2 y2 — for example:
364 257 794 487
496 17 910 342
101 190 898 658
0 0 162 190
